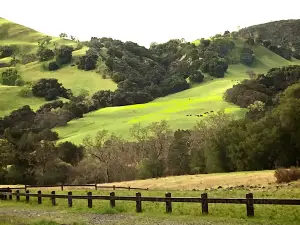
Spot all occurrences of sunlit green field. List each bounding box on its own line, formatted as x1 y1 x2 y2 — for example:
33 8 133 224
55 67 247 143
1 185 300 225
0 86 45 117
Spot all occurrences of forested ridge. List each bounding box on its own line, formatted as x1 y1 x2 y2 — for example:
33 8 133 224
1 19 300 185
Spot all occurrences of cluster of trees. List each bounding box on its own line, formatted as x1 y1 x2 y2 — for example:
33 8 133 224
197 37 232 77
224 65 300 108
0 68 24 86
36 36 73 71
75 36 235 107
0 105 85 184
239 20 300 57
245 36 293 60
31 78 72 101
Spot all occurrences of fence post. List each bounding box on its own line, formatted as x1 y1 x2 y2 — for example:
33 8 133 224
128 186 131 191
37 190 42 204
87 192 92 208
16 190 20 202
136 192 142 213
3 189 7 200
201 193 208 215
25 184 27 191
51 191 56 206
110 192 115 208
68 192 73 207
165 192 172 214
246 193 254 217
8 189 12 200
113 185 115 190
26 190 30 203
61 184 64 191
95 184 97 191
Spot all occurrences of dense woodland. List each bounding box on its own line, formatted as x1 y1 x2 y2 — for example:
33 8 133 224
1 21 300 184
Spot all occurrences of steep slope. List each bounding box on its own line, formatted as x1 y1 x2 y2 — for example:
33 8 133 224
0 18 74 54
238 19 300 50
55 42 300 144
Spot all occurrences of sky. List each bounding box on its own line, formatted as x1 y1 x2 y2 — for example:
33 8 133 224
1 0 300 47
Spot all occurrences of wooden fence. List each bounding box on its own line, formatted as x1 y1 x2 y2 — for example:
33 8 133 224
1 184 149 191
1 189 300 217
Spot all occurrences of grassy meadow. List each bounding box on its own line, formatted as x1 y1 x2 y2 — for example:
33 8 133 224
1 182 300 225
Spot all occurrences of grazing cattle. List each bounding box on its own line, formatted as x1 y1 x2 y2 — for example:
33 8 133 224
210 110 214 113
200 115 203 117
186 115 189 116
204 112 208 114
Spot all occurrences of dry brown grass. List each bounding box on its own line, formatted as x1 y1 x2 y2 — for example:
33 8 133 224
1 170 277 191
102 170 276 190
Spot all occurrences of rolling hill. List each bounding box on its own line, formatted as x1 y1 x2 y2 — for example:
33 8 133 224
238 19 300 50
0 18 117 117
1 18 300 144
55 41 300 144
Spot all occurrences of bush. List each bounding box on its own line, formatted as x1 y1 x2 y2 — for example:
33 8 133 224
48 61 59 71
189 71 204 83
36 47 55 61
274 167 300 183
0 68 21 86
32 78 71 100
55 45 73 65
19 86 32 97
0 45 14 58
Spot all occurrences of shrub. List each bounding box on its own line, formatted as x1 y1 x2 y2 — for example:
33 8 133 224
189 71 204 83
55 45 73 65
0 45 14 58
0 69 21 86
274 167 300 183
37 47 55 61
19 86 32 97
48 61 59 71
293 51 300 59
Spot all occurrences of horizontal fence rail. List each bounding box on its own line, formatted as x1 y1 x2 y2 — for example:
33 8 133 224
0 184 149 191
1 189 300 217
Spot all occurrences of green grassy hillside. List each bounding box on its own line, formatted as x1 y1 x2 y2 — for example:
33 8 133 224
1 18 300 142
0 18 117 117
55 43 300 144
